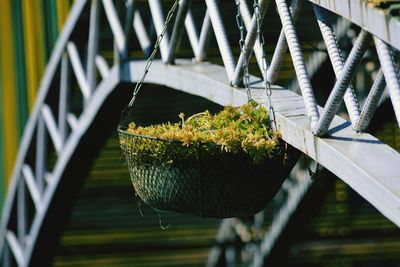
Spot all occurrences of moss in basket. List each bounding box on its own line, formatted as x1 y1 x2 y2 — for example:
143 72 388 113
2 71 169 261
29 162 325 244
120 101 283 164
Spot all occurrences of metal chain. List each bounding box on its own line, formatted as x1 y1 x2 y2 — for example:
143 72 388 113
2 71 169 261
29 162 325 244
254 0 277 130
127 0 180 107
235 0 252 102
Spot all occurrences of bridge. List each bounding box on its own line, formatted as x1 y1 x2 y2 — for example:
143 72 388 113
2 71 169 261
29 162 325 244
0 0 399 266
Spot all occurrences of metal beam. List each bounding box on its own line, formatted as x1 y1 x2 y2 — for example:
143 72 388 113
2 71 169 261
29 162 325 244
308 0 400 51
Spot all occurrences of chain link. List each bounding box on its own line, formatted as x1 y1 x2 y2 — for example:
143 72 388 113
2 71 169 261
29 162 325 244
253 0 277 131
127 0 180 107
235 0 252 102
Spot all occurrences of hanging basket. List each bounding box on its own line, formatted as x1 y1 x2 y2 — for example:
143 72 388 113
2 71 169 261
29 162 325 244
118 128 299 218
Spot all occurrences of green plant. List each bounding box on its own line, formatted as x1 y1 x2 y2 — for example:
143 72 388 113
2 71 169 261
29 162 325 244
120 101 282 164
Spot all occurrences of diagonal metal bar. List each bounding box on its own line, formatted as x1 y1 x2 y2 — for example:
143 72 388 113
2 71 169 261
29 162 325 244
267 0 304 84
67 42 91 101
355 69 386 132
275 0 319 128
374 37 400 127
185 10 200 59
289 17 351 93
133 10 152 55
167 0 192 63
231 0 271 86
67 113 79 131
41 105 63 153
238 0 268 78
205 0 236 80
313 30 371 136
87 0 100 94
22 165 42 212
5 231 24 266
313 5 361 126
95 55 110 79
196 11 212 62
102 0 126 52
149 0 171 62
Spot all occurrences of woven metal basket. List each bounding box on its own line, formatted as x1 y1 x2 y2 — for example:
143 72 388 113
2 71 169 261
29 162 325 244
118 129 299 218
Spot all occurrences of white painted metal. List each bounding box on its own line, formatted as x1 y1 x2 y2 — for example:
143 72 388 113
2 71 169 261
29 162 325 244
275 0 319 128
268 0 303 84
35 115 46 193
374 37 400 127
167 0 191 63
308 0 400 51
231 0 270 86
86 0 100 93
102 0 126 52
22 165 42 212
238 0 267 79
41 105 63 154
133 11 152 54
67 113 79 131
184 10 200 58
67 42 91 100
148 0 170 62
314 5 361 126
5 232 24 266
1 1 400 266
196 11 211 62
58 54 70 144
205 0 236 80
95 55 110 78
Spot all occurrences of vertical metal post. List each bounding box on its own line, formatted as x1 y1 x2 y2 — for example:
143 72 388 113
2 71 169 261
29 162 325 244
59 53 70 144
167 0 192 64
355 69 386 132
205 0 236 80
149 0 170 62
17 179 26 249
374 37 400 127
35 115 47 192
2 242 11 267
313 5 361 126
231 0 270 86
267 0 303 84
275 0 319 128
87 0 100 96
196 11 211 62
122 0 135 60
313 31 371 136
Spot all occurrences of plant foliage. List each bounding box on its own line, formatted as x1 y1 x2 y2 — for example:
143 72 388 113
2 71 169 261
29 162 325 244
120 101 282 164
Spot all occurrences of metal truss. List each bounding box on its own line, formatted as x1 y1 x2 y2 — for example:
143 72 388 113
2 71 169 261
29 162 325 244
0 0 399 266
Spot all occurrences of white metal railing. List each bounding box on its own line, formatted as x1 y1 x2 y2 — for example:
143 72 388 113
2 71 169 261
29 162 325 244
0 0 399 266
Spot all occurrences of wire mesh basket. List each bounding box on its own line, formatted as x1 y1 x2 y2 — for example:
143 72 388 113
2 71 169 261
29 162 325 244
118 129 299 218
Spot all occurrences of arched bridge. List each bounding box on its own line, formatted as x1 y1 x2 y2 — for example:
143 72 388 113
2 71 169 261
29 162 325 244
0 0 399 266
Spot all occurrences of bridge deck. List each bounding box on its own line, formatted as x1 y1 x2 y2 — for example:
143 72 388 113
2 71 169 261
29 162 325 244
122 60 400 227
